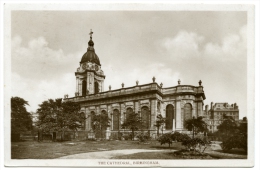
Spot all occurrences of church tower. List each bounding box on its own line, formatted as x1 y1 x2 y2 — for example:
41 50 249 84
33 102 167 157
75 30 105 96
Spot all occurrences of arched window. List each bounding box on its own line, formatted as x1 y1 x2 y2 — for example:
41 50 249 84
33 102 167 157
184 103 192 126
82 80 87 96
94 82 99 94
141 106 150 129
113 109 120 130
166 104 174 130
125 108 133 121
101 110 108 130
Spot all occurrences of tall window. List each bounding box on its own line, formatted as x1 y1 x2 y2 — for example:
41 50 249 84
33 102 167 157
101 110 108 130
166 104 174 130
125 108 133 121
94 82 99 94
141 106 150 129
82 80 86 96
113 109 120 130
184 103 192 127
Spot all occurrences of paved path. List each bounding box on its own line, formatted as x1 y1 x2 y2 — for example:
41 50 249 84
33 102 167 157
59 149 176 159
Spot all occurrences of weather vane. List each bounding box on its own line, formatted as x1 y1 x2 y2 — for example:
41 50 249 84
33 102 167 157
89 29 93 39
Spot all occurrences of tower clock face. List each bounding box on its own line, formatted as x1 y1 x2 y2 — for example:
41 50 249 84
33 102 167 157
95 65 99 71
82 63 86 70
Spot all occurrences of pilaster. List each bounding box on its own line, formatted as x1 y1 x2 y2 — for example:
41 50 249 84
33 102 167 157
175 98 182 130
120 103 125 130
150 99 156 130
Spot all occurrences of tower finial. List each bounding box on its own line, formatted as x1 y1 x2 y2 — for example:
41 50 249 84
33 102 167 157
89 29 93 39
88 29 94 47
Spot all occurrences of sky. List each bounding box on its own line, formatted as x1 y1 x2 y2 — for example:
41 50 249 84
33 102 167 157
11 11 248 118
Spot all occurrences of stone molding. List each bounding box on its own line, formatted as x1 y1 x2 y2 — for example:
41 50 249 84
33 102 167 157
181 100 194 107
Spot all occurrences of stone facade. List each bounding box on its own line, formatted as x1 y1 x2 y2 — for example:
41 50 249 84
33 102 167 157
65 83 206 132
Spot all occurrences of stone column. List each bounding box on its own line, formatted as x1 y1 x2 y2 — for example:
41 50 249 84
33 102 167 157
78 80 82 96
150 99 156 130
197 101 203 117
120 103 125 130
88 72 95 94
101 80 104 92
172 119 175 131
134 101 139 114
111 113 113 131
107 106 111 131
76 77 79 93
192 103 196 118
85 107 91 131
175 98 182 130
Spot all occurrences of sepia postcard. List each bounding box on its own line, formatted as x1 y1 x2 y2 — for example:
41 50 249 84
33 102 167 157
3 2 257 168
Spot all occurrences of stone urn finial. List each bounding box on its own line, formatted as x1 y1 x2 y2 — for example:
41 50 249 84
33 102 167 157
122 83 124 88
178 79 181 85
152 76 156 83
160 83 163 88
199 80 202 86
109 85 111 91
136 80 139 86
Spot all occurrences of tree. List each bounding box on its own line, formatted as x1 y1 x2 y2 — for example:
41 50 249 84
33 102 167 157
239 117 247 135
217 115 239 140
122 112 145 140
185 116 208 139
37 98 85 141
221 135 247 152
219 116 248 152
157 133 173 147
154 114 165 137
11 97 33 141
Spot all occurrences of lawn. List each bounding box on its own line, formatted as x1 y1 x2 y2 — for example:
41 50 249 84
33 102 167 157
11 140 183 159
11 140 246 159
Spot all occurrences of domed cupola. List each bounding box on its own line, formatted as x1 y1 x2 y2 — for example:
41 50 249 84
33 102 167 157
80 30 101 66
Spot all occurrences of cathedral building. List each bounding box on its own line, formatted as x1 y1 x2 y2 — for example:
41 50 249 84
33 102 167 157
64 31 206 139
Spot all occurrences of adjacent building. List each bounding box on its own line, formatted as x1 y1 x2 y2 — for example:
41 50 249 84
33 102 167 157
203 102 239 132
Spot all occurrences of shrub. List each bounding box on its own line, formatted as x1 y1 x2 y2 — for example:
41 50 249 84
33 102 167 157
157 133 172 147
171 132 191 142
221 134 247 152
136 132 150 142
182 138 206 152
122 133 132 140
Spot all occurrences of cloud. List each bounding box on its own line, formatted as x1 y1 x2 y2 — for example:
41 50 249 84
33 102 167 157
162 25 247 63
161 26 247 118
11 72 75 112
204 25 247 62
162 31 205 58
11 36 82 81
11 36 80 112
